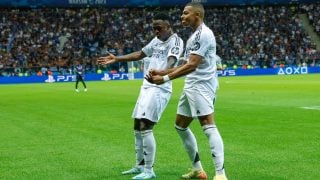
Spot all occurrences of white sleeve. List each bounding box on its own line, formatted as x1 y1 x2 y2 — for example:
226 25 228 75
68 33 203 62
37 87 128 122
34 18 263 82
142 38 156 57
190 31 214 57
167 37 184 60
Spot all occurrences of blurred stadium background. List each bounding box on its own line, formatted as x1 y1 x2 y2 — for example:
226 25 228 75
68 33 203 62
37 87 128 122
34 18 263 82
1 1 320 180
0 0 319 82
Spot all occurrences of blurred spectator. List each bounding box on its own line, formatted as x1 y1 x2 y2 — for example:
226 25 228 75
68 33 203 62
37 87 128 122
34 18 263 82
301 3 320 35
0 5 319 76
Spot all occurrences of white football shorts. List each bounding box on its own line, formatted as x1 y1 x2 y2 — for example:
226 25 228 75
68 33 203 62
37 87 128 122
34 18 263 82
177 87 216 118
132 86 171 122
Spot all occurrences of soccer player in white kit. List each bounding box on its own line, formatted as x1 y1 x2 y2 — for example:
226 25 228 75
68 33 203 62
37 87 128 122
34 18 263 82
146 2 227 180
98 13 183 180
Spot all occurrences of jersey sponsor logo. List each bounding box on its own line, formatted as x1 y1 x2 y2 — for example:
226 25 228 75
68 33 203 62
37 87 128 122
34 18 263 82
152 43 167 59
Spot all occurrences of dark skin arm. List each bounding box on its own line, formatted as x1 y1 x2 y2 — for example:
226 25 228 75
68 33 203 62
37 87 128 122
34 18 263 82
146 53 202 85
97 51 146 65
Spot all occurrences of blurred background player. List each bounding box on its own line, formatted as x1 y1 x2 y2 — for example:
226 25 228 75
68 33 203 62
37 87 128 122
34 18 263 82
97 12 183 180
146 2 227 180
74 60 87 92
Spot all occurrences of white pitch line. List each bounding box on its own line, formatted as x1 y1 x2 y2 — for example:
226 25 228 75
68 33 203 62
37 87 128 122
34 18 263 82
300 106 320 110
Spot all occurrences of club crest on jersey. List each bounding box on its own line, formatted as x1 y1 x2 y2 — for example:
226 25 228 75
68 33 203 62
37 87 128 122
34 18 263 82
171 47 180 55
191 42 200 51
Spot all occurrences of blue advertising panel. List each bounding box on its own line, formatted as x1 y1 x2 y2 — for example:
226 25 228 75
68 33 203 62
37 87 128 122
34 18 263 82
217 66 313 77
0 0 318 7
0 72 129 84
0 67 319 84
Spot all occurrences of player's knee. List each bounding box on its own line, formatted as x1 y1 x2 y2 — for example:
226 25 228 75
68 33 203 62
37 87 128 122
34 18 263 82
175 121 186 128
134 119 140 130
175 115 192 128
134 118 155 131
175 124 188 131
198 114 214 126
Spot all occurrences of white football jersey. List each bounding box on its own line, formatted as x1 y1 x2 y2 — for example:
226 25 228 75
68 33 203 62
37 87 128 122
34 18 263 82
142 57 151 75
184 23 218 92
142 33 184 92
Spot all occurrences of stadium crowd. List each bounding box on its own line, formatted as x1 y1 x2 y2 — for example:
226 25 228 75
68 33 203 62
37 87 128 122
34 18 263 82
302 3 320 35
0 4 320 76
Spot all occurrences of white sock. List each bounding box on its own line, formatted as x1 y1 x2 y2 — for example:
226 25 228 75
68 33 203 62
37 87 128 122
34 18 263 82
175 125 203 171
202 124 225 175
134 130 144 167
141 130 156 171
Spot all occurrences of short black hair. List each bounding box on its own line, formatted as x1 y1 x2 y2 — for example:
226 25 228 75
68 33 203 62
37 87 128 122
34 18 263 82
153 12 171 23
185 1 205 18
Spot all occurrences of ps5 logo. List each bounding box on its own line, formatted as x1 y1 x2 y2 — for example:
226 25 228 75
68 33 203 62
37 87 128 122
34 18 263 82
217 70 236 76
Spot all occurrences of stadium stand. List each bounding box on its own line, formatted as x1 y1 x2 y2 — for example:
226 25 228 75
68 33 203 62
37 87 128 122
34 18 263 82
301 3 320 35
0 4 319 76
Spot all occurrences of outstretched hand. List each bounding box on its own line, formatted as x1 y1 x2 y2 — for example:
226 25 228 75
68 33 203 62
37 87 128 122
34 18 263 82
97 53 116 65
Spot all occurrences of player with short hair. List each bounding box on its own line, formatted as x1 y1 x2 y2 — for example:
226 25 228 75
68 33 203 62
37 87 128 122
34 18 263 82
146 2 227 180
98 12 184 180
75 60 87 92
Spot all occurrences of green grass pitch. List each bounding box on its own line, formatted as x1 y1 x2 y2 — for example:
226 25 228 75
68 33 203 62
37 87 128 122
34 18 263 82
1 74 319 179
